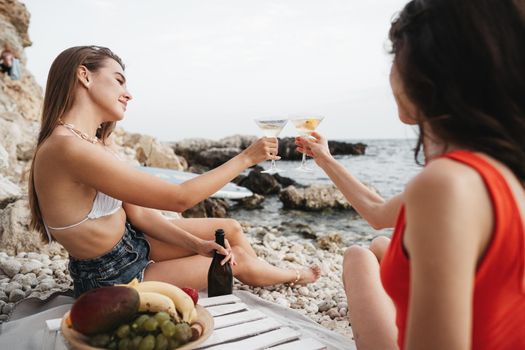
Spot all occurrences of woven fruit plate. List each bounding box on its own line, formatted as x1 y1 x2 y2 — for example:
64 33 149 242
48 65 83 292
60 305 214 350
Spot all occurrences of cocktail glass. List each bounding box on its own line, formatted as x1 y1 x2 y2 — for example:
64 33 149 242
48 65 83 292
254 118 288 174
290 116 324 172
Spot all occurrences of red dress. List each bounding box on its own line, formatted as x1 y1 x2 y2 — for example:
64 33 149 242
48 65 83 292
380 150 525 349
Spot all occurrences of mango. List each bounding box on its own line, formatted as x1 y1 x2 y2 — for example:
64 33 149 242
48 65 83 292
70 286 140 335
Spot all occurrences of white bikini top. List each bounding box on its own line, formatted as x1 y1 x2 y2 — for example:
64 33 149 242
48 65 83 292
44 192 122 242
43 124 123 242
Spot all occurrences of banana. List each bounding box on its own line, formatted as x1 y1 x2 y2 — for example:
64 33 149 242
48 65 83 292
115 278 140 288
133 281 196 323
138 291 180 322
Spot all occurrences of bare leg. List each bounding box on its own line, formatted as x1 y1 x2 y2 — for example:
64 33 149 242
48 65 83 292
145 245 321 289
342 244 398 350
369 235 391 262
146 218 257 261
144 218 320 288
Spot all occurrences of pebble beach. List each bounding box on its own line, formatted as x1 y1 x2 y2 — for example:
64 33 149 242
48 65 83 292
0 221 354 339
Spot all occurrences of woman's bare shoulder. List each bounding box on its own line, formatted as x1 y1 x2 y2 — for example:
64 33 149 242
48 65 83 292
406 157 485 198
37 134 100 165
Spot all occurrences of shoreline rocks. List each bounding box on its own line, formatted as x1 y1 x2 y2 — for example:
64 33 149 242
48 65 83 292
279 184 353 211
278 138 366 161
172 136 367 172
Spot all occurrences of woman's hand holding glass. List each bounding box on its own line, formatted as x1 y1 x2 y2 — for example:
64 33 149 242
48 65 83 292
240 137 280 167
295 131 333 166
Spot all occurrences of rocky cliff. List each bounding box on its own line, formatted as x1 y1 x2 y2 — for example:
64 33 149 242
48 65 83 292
0 0 188 256
0 0 49 256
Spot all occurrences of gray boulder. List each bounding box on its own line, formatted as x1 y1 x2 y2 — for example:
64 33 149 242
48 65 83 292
279 184 353 211
182 198 230 218
199 147 241 169
234 194 265 210
234 167 281 195
0 259 21 278
218 134 257 149
277 137 367 161
0 176 21 209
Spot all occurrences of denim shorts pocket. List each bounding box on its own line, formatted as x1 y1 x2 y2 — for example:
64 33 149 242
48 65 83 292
96 243 140 282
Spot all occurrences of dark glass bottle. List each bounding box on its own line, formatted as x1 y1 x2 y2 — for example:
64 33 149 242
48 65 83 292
207 229 233 297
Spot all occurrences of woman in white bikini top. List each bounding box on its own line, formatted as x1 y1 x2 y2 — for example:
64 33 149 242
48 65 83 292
30 46 321 296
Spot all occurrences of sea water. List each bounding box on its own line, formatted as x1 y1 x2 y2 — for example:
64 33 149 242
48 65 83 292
230 139 422 246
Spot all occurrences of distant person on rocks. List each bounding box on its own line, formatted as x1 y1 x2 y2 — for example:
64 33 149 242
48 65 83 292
29 45 320 298
0 47 21 81
296 0 525 349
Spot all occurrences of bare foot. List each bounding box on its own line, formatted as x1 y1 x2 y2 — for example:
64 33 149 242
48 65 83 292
293 265 321 285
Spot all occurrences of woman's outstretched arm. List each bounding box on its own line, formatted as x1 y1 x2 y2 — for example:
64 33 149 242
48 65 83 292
51 135 277 213
296 132 402 229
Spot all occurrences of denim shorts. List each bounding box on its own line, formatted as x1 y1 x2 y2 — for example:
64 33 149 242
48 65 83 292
68 222 152 298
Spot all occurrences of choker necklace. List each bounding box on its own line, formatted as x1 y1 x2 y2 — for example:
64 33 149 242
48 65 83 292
58 119 100 144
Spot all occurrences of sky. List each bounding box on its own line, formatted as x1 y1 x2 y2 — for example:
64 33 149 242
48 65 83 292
22 0 416 141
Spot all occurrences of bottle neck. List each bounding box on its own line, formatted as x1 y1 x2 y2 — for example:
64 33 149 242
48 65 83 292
215 233 225 248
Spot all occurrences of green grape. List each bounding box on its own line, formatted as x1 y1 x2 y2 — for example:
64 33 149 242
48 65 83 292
118 338 131 350
138 334 156 350
167 337 180 350
116 324 131 339
173 323 192 343
153 312 170 324
131 314 150 332
160 320 176 338
89 333 110 347
131 335 144 350
155 334 169 350
143 317 159 332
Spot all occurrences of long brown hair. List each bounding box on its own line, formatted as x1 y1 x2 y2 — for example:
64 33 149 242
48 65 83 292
389 0 525 183
29 46 125 242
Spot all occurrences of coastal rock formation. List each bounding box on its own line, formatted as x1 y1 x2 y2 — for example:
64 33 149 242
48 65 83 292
0 0 46 255
171 135 257 170
233 166 298 195
114 130 187 170
0 0 31 47
181 198 230 218
279 184 353 211
234 193 265 210
235 167 281 195
328 140 367 156
174 136 367 170
277 137 367 161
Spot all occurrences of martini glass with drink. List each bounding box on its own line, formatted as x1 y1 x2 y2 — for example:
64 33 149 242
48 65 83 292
291 116 324 172
254 118 288 174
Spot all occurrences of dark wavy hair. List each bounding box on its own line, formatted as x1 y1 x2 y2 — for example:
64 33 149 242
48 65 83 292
389 0 525 183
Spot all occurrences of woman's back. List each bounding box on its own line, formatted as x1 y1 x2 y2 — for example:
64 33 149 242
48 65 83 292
381 150 525 349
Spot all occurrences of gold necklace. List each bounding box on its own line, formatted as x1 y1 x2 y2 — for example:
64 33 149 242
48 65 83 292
58 119 100 144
